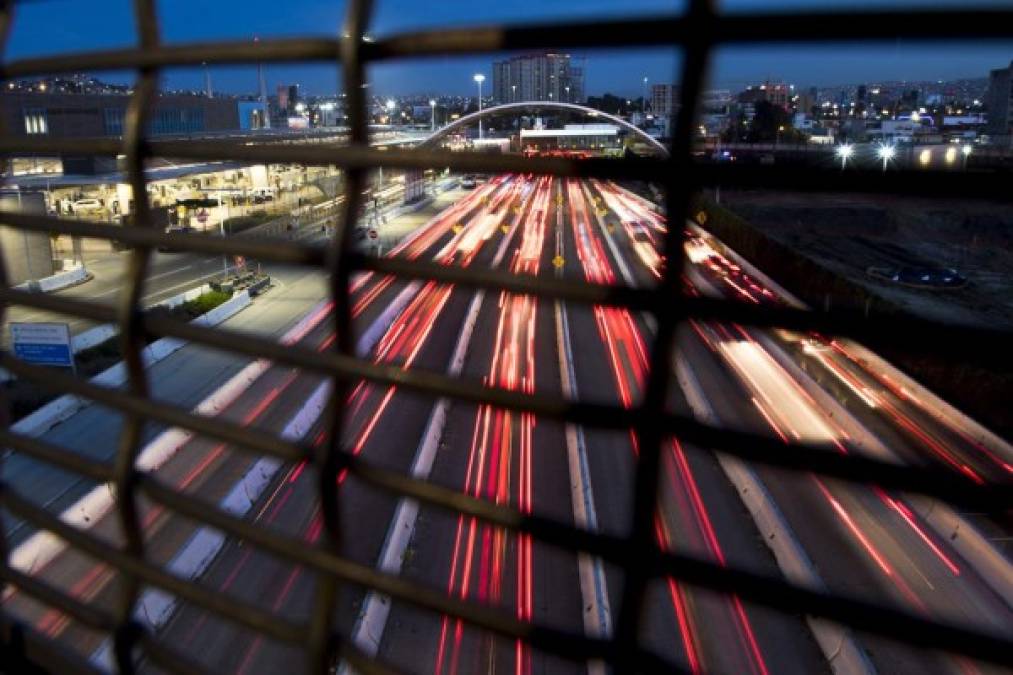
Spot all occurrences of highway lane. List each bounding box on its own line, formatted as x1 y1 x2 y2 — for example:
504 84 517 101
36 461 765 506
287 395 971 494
1 184 501 662
596 180 1011 674
681 228 1011 489
149 176 545 673
381 176 588 675
10 173 1008 674
378 177 823 675
560 178 820 675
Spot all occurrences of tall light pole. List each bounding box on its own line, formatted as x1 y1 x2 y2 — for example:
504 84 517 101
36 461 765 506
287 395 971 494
836 143 853 171
565 85 570 103
473 73 485 140
877 143 895 173
429 99 437 132
511 84 516 102
203 61 212 98
961 143 972 170
642 75 648 111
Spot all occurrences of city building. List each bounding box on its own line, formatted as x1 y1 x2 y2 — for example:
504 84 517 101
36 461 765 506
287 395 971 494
650 84 679 116
519 123 621 155
237 99 269 130
986 60 1013 143
1 90 240 139
1 90 242 174
492 53 585 104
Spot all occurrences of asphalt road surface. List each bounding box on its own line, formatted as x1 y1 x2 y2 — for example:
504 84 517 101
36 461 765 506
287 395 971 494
4 176 1010 675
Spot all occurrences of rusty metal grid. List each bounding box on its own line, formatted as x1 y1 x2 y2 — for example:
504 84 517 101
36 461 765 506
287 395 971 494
0 0 1011 673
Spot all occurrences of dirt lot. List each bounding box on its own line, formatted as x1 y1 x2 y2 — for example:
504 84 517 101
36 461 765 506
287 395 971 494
720 190 1013 330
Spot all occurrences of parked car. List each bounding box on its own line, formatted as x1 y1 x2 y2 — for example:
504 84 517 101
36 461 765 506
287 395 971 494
71 198 104 214
158 225 196 252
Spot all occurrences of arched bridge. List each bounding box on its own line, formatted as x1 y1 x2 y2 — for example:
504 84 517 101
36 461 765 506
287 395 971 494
418 101 669 157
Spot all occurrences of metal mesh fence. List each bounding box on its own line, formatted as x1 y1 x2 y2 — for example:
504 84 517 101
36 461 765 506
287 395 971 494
0 0 1011 673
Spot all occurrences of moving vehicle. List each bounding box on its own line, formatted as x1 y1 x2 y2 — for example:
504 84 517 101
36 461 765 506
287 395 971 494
626 221 663 278
460 175 477 189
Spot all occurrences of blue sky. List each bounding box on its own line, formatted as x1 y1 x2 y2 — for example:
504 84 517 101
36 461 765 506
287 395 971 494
4 0 1010 97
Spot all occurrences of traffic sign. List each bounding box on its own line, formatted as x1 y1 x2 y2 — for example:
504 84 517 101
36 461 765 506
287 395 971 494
196 209 209 225
10 322 73 368
552 255 565 269
368 229 378 240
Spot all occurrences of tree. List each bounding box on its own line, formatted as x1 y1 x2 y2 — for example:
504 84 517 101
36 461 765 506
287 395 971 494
586 93 632 116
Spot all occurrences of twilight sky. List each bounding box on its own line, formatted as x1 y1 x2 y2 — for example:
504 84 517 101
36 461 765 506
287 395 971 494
4 0 1011 97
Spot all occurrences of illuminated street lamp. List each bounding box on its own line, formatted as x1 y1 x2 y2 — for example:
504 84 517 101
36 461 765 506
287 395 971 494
473 73 485 139
944 146 957 166
877 144 895 172
385 98 395 125
961 144 972 170
836 143 853 170
429 99 437 132
565 85 570 103
511 84 516 102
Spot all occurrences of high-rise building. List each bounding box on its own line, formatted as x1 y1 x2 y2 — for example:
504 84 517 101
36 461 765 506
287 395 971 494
737 81 791 111
650 84 680 116
276 84 300 113
986 60 1013 141
492 53 585 104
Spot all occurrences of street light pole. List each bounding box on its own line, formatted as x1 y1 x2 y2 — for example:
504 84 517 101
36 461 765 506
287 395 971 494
429 99 436 132
218 193 230 275
836 143 853 171
877 144 895 173
511 84 516 103
473 73 485 140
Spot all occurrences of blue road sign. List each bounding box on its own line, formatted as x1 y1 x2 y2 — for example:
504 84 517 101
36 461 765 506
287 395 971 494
10 322 74 368
13 342 73 367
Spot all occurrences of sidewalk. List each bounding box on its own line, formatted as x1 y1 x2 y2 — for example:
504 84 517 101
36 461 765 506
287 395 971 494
371 187 465 252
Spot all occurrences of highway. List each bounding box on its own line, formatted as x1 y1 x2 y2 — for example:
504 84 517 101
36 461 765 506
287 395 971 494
3 175 1010 674
3 249 241 343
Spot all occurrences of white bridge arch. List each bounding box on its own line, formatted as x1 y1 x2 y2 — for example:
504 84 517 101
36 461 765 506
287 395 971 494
418 101 669 157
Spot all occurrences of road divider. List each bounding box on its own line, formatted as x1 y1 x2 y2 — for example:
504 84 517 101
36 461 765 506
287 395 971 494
14 264 92 294
10 291 252 440
69 284 214 355
5 298 328 585
90 378 332 670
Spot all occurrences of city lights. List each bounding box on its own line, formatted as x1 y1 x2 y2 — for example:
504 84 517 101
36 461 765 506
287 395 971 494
877 144 896 172
473 73 485 139
836 143 853 170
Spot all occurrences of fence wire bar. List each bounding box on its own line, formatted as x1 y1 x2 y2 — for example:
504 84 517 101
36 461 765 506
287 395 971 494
1 0 1012 673
0 615 103 675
